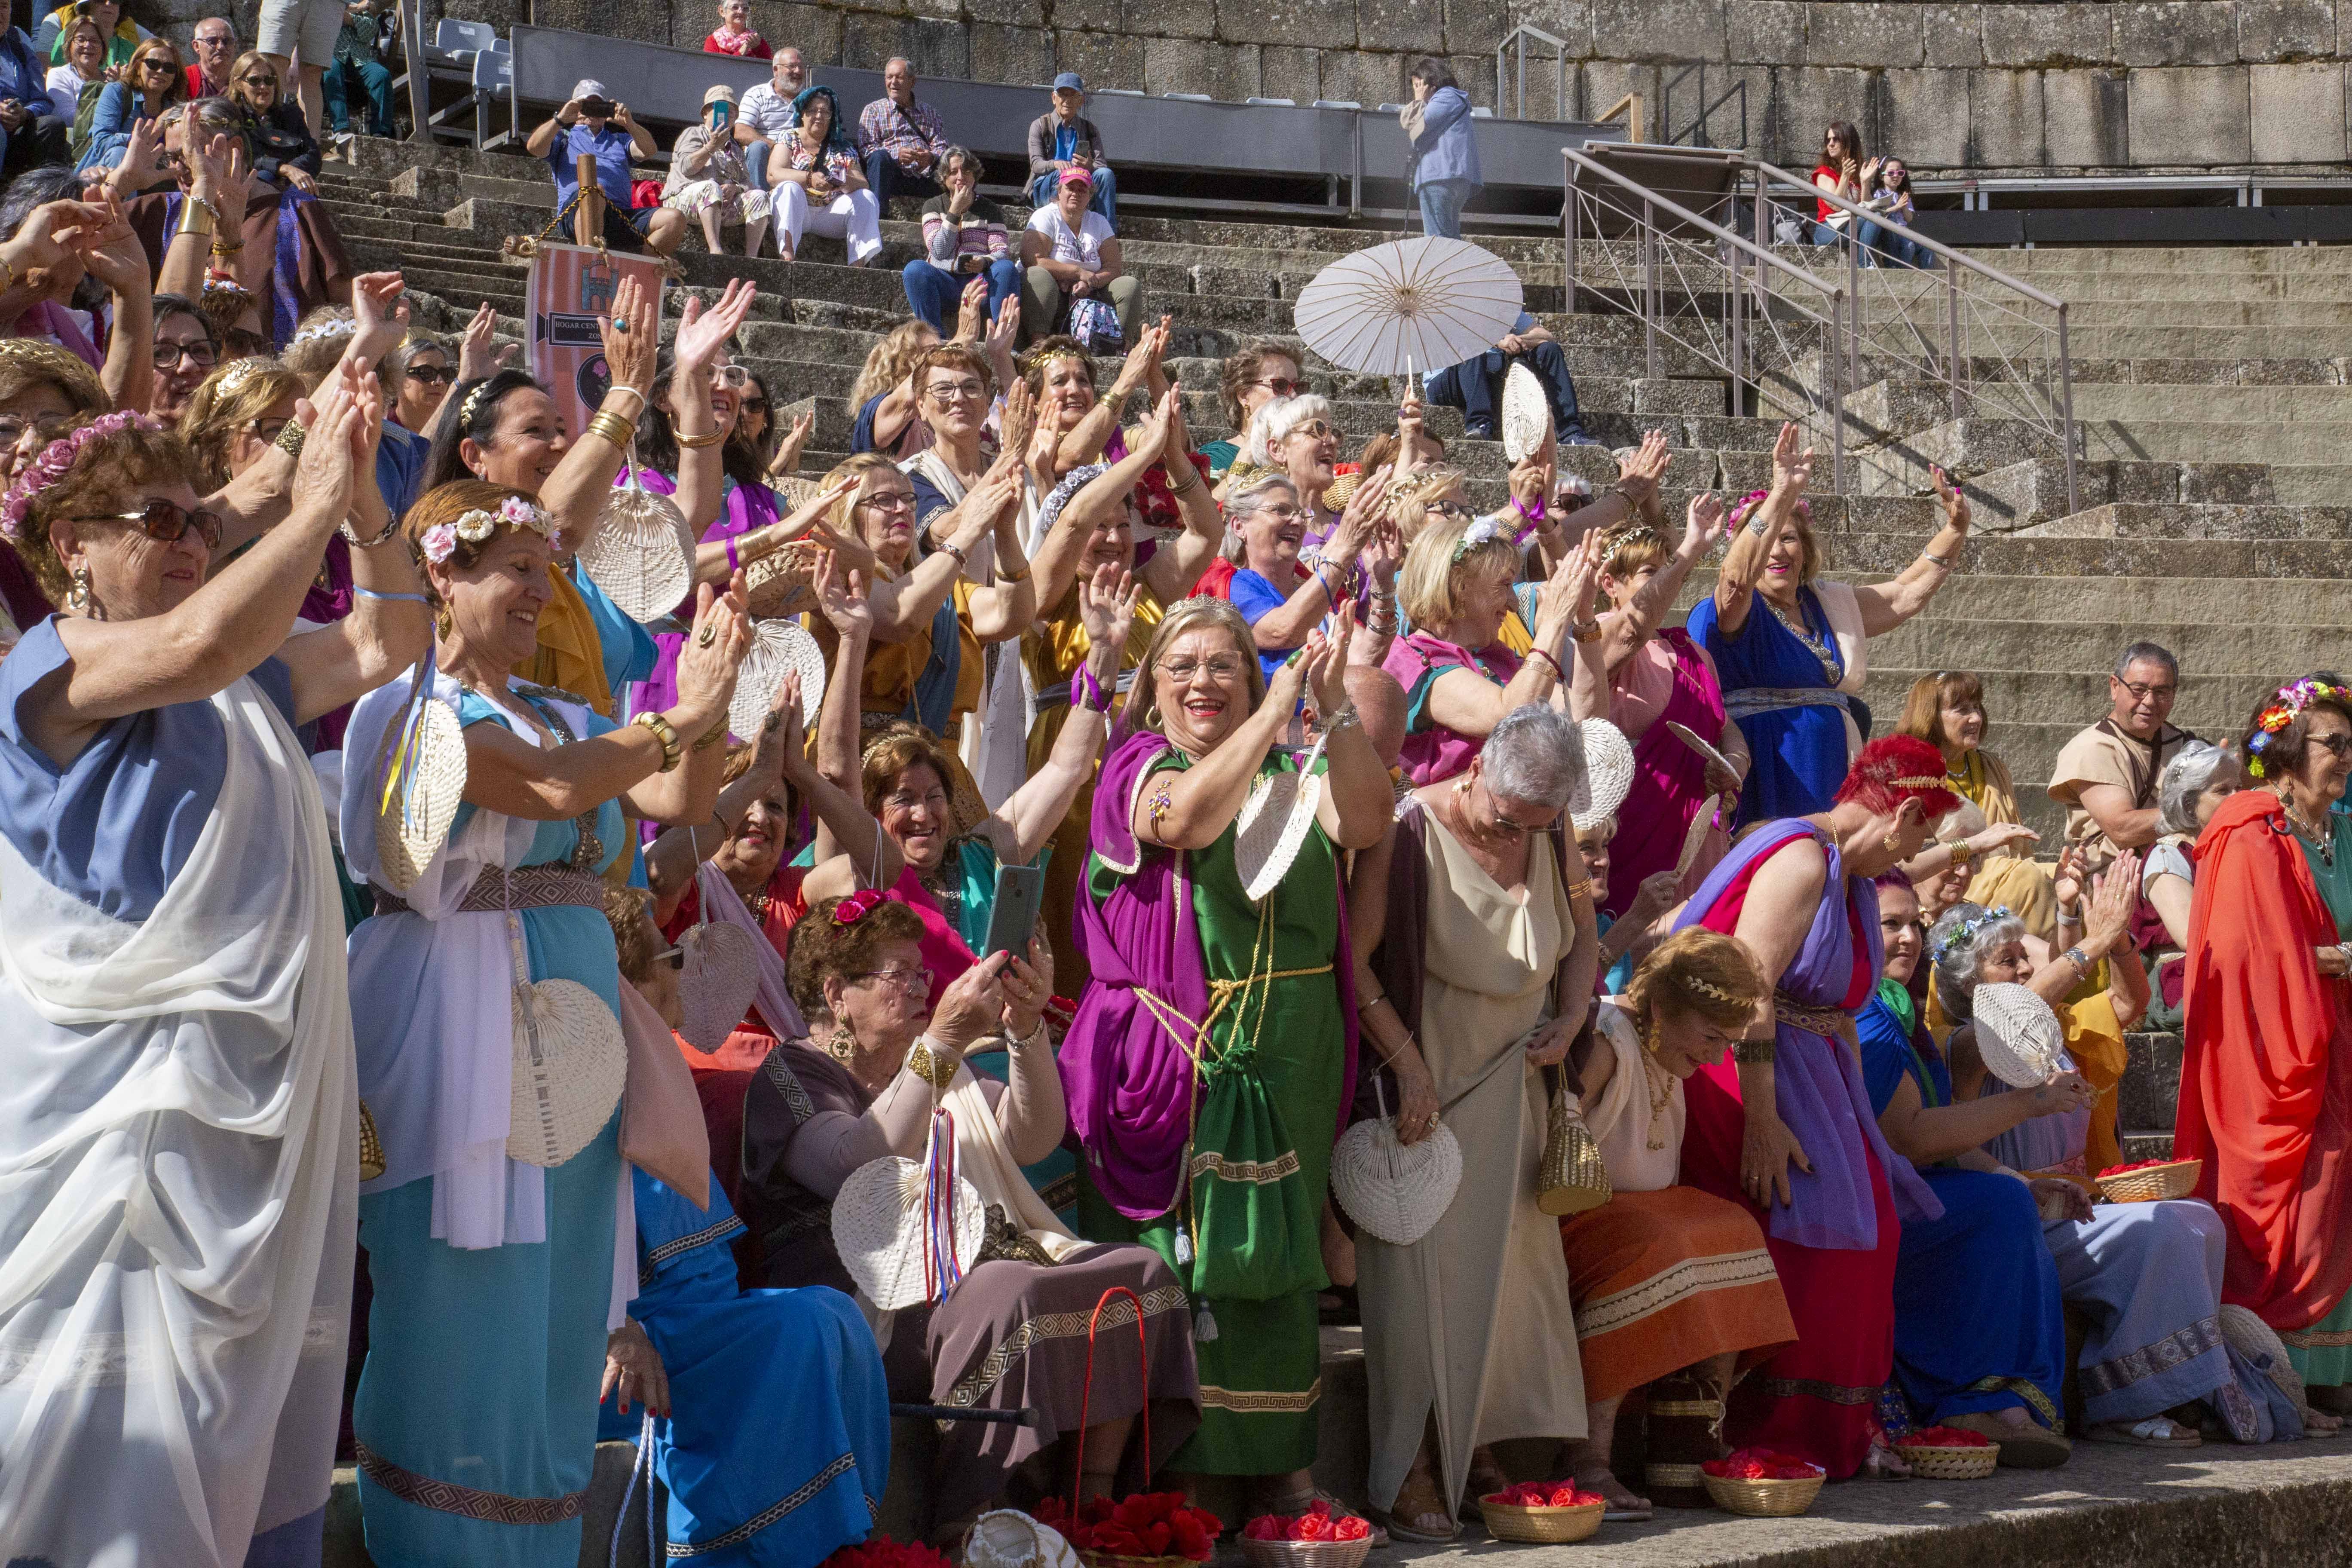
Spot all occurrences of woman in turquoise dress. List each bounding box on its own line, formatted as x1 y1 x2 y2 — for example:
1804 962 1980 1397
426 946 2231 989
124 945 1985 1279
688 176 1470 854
342 481 752 1568
1062 596 1393 1510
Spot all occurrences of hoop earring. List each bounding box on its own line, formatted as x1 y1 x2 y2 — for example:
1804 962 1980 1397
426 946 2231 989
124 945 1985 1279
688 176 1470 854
65 566 90 612
1142 704 1161 731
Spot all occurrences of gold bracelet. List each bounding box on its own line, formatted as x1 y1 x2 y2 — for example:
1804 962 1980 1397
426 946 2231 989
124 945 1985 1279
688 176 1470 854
632 711 683 772
1564 876 1594 902
692 721 727 751
1734 1038 1776 1065
906 1038 959 1088
585 411 637 450
674 426 728 449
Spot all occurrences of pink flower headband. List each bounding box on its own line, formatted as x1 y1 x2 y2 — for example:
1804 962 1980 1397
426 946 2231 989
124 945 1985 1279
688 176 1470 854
419 495 553 564
1 411 161 539
1727 487 1812 532
831 888 888 925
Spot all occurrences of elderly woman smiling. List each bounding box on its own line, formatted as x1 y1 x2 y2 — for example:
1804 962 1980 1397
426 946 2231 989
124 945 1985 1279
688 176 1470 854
0 387 427 1564
1220 470 1396 680
1064 597 1391 1511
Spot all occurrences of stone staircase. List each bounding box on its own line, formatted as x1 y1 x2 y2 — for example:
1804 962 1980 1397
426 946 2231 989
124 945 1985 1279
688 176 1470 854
302 138 2352 1559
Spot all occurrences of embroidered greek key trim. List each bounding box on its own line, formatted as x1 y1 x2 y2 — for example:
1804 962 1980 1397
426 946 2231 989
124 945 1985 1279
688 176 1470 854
667 1452 858 1558
762 1050 818 1122
1198 1378 1322 1414
1572 1249 1778 1341
2080 1314 2224 1396
355 1442 586 1525
939 1284 1191 1422
2280 1325 2352 1348
1188 1148 1302 1184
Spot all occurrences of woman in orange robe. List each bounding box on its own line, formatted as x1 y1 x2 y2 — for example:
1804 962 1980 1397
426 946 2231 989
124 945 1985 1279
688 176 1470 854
2176 677 2352 1423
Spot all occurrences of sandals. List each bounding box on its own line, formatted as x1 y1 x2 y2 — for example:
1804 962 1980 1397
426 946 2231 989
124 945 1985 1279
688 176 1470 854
1942 1412 2073 1468
1862 1441 1914 1481
2082 1416 2203 1449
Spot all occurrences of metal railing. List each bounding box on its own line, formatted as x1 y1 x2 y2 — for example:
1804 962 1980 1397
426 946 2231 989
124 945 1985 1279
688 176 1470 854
1496 24 1573 122
1660 64 1748 150
1563 146 1853 493
1562 147 2079 515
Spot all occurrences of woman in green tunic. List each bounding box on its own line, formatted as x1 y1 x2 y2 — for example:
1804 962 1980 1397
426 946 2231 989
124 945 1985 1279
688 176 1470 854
1064 595 1393 1505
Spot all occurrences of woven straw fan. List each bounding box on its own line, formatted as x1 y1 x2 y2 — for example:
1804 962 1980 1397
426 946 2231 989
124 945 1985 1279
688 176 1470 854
729 618 827 737
1329 1075 1464 1246
831 1154 986 1311
677 846 763 1054
1972 982 2070 1087
578 454 696 622
372 675 466 894
507 976 626 1166
1234 731 1330 904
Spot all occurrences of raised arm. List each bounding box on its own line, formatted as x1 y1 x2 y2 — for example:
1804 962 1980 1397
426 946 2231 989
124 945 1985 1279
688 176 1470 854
1054 320 1164 476
539 275 658 545
1599 490 1724 675
1424 529 1592 739
1028 390 1173 622
665 280 758 535
1136 650 1306 852
1305 610 1395 851
1851 464 1967 634
1711 423 1813 637
988 566 1131 864
866 469 1014 639
74 190 154 417
1247 472 1390 651
805 556 905 890
642 670 799 922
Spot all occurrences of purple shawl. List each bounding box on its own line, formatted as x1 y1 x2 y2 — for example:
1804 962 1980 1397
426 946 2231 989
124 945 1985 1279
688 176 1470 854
1675 817 1941 1250
1060 730 1361 1221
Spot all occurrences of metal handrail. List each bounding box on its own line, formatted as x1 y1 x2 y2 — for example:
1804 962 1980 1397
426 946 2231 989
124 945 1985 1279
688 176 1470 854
1750 158 2076 515
1660 64 1748 150
1496 24 1571 122
1563 145 1851 490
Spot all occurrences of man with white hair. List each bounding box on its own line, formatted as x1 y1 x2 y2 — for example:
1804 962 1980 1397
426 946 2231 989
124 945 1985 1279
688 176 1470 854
735 45 806 197
857 55 948 206
524 77 687 254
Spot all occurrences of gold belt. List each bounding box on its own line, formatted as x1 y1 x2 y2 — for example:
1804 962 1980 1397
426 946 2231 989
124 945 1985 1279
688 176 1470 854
375 865 605 918
1773 992 1856 1041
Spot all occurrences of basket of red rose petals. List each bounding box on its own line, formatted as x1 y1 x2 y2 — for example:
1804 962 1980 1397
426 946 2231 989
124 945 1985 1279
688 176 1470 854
1894 1425 2001 1480
2095 1157 2201 1204
1700 1449 1826 1516
1475 1482 1606 1544
1237 1501 1375 1568
1032 1495 1222 1568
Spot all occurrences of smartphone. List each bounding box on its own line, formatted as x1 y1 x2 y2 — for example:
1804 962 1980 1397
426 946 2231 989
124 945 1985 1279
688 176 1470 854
712 99 732 129
982 863 1046 961
1072 139 1093 164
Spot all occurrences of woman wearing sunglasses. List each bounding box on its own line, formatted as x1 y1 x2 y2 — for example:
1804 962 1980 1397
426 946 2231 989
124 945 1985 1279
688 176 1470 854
0 386 429 1567
1199 338 1305 483
74 33 181 173
390 333 453 434
225 51 319 196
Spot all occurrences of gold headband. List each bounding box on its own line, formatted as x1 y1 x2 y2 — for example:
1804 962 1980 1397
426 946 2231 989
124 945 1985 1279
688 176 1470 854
458 381 493 428
1890 775 1947 790
1676 973 1752 1008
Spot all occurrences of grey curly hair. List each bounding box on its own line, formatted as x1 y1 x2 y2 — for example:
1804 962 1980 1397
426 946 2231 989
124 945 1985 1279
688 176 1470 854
1927 900 2027 1016
1480 703 1588 812
2155 741 2236 838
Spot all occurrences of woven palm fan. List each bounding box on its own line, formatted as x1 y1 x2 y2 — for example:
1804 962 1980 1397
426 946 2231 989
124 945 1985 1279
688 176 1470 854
371 663 466 893
578 453 696 622
1329 1075 1463 1245
729 618 827 738
1571 718 1633 833
833 1150 987 1311
967 1510 1084 1568
1234 731 1330 904
507 974 626 1166
2220 1304 2308 1429
1972 982 2070 1087
1501 362 1551 463
677 845 765 1053
744 539 823 620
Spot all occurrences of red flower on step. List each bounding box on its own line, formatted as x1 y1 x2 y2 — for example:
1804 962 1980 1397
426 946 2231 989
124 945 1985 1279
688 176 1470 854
818 1538 957 1568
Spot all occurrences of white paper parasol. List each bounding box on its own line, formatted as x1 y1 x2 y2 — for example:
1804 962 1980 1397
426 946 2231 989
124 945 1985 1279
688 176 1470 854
1291 236 1526 377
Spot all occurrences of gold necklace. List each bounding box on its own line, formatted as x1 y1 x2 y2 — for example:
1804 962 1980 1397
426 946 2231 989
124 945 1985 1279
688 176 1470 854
1639 1020 1674 1150
2281 793 2336 866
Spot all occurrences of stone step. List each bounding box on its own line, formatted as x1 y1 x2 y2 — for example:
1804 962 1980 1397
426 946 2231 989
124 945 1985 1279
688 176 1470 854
2079 420 2352 466
1880 573 2352 623
2017 501 2352 541
2120 1031 2187 1136
1866 616 2349 675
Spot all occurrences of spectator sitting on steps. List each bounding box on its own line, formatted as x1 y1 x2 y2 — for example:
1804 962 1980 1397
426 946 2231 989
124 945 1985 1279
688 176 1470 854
702 0 770 58
0 17 70 184
1199 339 1306 480
903 145 1022 336
2048 640 2199 874
770 84 882 267
526 77 689 257
1401 56 1479 240
324 0 398 150
1423 309 1596 446
1027 72 1114 224
858 55 948 210
1858 156 1937 270
736 46 806 201
665 84 770 259
183 14 234 99
1020 165 1139 352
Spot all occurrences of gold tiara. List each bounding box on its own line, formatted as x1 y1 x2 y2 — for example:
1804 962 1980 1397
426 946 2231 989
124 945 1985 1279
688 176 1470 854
1890 775 1946 790
1678 973 1751 1007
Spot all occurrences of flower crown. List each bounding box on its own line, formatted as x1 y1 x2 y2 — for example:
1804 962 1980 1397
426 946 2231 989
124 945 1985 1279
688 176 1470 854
1929 904 2014 962
0 411 159 539
290 318 357 347
418 495 553 563
2246 678 2350 778
1450 515 1508 564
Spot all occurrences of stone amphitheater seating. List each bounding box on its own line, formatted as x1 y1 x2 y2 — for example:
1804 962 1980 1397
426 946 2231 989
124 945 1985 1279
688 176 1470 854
312 132 2350 1566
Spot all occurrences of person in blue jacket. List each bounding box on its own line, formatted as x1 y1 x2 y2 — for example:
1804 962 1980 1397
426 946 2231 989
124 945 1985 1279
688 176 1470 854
0 21 69 182
1400 57 1480 240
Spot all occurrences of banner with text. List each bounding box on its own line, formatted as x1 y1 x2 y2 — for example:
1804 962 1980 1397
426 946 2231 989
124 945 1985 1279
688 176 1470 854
524 242 668 444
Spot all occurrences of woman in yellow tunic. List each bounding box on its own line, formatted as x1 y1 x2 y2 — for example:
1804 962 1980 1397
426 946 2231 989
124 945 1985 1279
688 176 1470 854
1023 389 1223 988
1897 671 2058 938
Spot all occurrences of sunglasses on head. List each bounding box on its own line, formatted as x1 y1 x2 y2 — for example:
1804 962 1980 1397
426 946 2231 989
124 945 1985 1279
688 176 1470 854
404 364 456 385
73 497 224 549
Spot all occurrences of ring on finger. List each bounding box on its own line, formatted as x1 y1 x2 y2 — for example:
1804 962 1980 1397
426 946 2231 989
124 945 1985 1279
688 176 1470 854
697 625 715 647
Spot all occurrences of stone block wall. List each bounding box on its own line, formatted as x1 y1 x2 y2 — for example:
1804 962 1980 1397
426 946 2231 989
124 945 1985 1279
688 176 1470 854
139 0 2343 177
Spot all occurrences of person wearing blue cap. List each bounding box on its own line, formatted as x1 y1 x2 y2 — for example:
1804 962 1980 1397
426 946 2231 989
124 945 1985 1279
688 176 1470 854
1027 71 1115 224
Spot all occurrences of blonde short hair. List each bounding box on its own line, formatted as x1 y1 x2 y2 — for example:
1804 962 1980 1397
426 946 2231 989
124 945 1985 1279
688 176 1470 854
1396 513 1519 630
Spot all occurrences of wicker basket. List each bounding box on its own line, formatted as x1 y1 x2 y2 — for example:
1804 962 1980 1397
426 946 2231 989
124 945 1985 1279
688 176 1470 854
1894 1440 2001 1480
1237 1537 1374 1568
1078 1555 1200 1568
1476 1498 1605 1544
2095 1158 2202 1204
1702 1472 1825 1517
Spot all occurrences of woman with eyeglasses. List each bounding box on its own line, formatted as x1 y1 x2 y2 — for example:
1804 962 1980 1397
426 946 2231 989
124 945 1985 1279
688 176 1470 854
0 346 106 633
2177 677 2352 1431
44 15 108 156
340 480 750 1568
75 33 180 173
740 894 1198 1545
1691 424 1970 826
175 353 301 492
424 277 752 717
1583 505 1750 917
1020 389 1222 991
225 51 320 196
1894 669 2057 939
1348 704 1602 1539
1200 339 1305 483
1061 595 1388 1511
1380 513 1601 787
1242 393 1349 541
0 386 428 1567
1209 470 1396 683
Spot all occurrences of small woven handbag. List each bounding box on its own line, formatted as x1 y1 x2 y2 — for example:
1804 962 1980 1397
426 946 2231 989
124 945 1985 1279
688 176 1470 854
1535 1044 1611 1217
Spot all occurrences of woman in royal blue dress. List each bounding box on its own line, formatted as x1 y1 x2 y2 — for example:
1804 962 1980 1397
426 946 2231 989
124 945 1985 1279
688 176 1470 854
342 480 753 1568
1689 424 1972 824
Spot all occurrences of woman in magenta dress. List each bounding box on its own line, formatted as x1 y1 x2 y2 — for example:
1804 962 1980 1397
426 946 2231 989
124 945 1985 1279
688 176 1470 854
1670 734 1955 1478
1589 501 1751 916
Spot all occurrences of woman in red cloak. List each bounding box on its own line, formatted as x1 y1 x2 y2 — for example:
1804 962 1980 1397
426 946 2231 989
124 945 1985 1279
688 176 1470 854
2177 676 2352 1424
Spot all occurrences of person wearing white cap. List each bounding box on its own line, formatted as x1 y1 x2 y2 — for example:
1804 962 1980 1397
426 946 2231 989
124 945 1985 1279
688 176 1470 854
663 83 770 257
524 77 689 255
